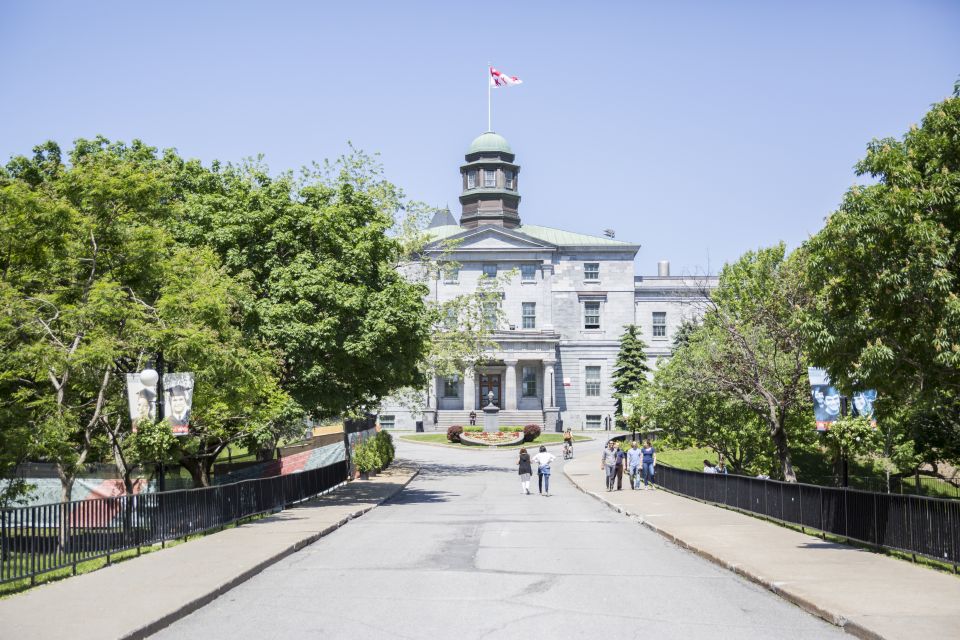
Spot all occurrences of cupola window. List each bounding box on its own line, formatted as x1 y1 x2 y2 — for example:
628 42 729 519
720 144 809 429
484 169 497 187
505 170 515 189
467 170 477 189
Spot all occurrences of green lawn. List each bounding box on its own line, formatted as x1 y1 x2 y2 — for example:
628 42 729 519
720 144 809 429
401 433 590 448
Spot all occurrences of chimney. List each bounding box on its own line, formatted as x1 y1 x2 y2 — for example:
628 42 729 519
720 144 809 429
657 260 670 277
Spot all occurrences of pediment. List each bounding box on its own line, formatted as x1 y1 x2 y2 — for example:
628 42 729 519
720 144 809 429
428 226 556 253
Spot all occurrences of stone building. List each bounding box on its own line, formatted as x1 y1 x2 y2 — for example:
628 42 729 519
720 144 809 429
378 131 716 431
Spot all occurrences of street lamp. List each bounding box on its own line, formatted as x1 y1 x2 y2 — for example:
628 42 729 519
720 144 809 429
140 361 166 491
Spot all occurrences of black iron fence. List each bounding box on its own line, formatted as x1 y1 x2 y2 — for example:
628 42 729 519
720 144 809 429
656 465 960 568
0 460 347 585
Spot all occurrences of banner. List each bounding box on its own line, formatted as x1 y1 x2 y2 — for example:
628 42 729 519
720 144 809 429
125 373 156 433
808 367 841 431
808 367 877 430
163 372 194 436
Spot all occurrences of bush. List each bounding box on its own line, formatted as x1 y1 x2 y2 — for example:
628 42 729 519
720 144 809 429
374 430 395 469
463 426 483 432
447 425 464 443
523 424 541 442
498 426 524 432
353 437 382 473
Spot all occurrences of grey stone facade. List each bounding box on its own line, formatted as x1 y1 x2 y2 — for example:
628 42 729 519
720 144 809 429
377 132 715 431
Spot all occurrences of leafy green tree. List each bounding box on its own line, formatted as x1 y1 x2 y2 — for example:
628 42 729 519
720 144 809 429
800 83 960 469
170 151 432 419
653 245 812 481
613 325 650 427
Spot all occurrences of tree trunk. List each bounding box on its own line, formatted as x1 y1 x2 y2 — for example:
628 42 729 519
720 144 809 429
769 423 796 482
181 458 212 488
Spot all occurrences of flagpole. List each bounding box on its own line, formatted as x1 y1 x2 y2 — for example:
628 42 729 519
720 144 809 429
487 63 492 132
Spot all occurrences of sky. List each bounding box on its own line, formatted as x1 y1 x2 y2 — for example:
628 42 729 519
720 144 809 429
1 1 958 275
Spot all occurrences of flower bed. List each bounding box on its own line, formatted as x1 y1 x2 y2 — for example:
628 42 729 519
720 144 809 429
459 430 524 447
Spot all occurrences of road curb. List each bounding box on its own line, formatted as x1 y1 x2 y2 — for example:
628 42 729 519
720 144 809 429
562 466 877 640
125 465 420 640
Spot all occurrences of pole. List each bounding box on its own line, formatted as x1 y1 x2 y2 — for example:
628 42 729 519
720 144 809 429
156 352 166 492
487 63 492 132
840 395 849 488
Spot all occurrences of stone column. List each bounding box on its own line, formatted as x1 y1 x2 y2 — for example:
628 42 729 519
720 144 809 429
542 359 557 408
542 263 554 330
464 367 476 411
504 359 518 410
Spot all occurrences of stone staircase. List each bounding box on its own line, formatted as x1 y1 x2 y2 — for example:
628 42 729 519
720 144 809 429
433 410 544 431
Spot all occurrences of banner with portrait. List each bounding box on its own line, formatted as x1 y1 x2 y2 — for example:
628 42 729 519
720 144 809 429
808 367 877 430
125 373 157 433
163 372 194 436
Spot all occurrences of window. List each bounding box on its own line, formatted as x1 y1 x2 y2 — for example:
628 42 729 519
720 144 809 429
467 170 477 189
505 170 515 189
585 366 601 397
653 311 667 337
442 263 459 283
584 301 600 329
483 302 498 329
484 169 496 187
443 375 460 398
482 264 498 279
379 415 396 429
522 302 536 329
443 307 457 330
585 414 602 429
584 262 600 281
520 263 536 281
522 367 537 397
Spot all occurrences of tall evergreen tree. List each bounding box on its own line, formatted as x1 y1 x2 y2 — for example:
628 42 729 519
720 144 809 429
613 325 651 421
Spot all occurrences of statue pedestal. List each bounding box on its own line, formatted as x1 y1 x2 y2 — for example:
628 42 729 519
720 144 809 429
544 408 560 432
482 394 500 433
422 410 437 431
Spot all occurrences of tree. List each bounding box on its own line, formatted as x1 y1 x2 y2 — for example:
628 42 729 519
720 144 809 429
613 325 651 427
800 83 960 469
170 151 432 419
656 245 812 481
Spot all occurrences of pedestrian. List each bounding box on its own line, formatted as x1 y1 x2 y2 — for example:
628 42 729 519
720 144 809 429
627 441 642 489
517 447 532 494
613 443 626 490
716 460 729 475
703 459 717 474
532 445 556 496
601 440 618 491
641 439 656 489
469 411 477 426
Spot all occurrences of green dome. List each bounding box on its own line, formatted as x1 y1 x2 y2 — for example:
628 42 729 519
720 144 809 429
467 131 512 155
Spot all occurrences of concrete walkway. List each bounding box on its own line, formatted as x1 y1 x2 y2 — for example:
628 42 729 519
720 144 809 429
0 464 418 640
563 454 960 640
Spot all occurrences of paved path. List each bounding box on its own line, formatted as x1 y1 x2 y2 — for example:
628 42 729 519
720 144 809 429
563 448 960 640
153 438 845 639
0 465 417 640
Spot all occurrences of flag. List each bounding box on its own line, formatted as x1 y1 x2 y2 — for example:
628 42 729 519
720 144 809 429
490 67 522 88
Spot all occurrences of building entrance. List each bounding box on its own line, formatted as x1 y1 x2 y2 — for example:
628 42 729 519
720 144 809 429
478 374 502 408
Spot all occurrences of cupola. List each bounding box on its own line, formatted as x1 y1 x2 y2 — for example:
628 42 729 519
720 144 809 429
459 131 521 228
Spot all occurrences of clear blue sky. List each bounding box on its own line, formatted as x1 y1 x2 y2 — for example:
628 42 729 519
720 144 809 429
2 1 958 274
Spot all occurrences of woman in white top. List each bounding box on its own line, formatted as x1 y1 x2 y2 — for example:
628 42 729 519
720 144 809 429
532 446 556 496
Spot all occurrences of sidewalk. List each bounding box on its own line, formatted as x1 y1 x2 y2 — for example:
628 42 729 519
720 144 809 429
0 464 418 640
564 455 960 640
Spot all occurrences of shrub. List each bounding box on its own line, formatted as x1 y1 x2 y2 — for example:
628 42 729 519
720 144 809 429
499 426 524 432
447 425 464 443
374 430 395 468
353 438 382 473
464 426 483 432
523 424 541 442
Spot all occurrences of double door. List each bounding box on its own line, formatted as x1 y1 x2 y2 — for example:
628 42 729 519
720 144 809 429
478 374 502 408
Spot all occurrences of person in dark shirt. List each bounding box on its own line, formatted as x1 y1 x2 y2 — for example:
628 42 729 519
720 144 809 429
517 448 532 495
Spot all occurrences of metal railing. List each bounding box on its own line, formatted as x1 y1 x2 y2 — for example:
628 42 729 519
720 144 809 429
0 460 347 585
656 465 960 568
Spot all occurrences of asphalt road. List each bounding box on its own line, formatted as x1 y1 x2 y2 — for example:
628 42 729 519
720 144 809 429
152 437 845 639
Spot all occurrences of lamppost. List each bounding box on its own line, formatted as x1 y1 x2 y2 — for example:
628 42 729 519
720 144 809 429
139 358 165 492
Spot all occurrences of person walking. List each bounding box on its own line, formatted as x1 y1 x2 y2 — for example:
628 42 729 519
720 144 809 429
613 443 626 490
517 447 533 494
626 441 642 490
703 459 717 474
601 440 618 491
532 446 556 496
641 440 656 489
